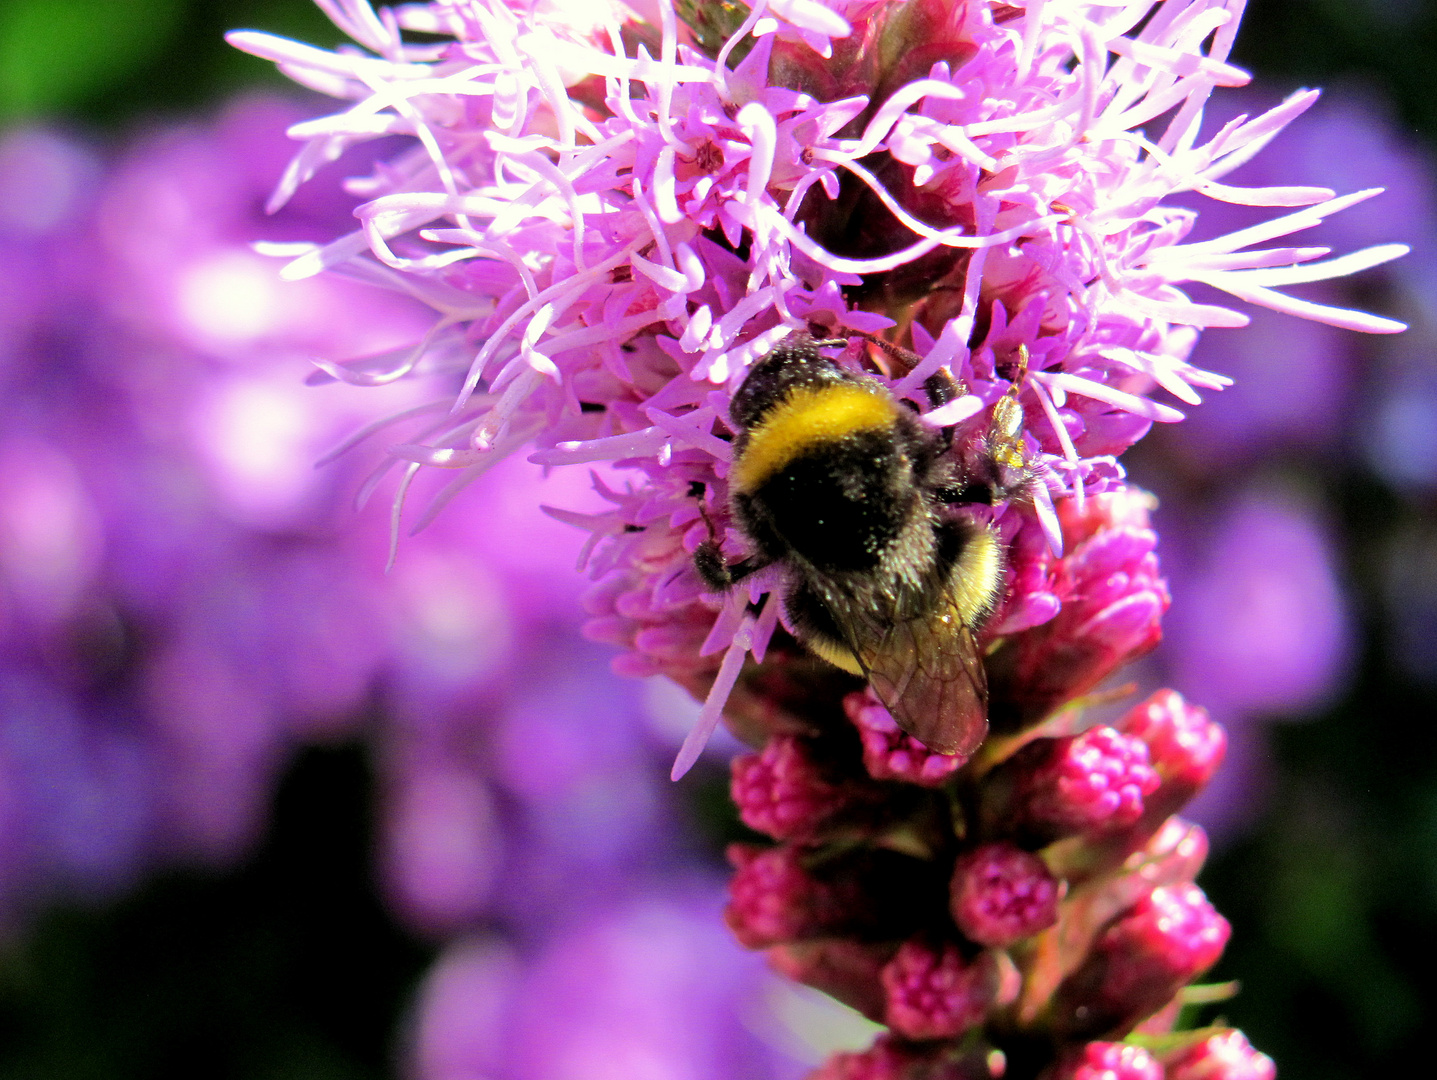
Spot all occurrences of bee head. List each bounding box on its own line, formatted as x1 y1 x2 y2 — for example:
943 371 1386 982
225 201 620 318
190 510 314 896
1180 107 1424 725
729 334 850 431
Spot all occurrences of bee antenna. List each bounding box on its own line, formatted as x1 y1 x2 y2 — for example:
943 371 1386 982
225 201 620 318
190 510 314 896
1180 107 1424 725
851 330 915 364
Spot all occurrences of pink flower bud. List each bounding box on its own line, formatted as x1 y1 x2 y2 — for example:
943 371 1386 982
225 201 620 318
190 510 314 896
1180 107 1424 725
993 512 1169 725
725 843 942 949
846 689 966 786
731 734 854 839
1119 689 1226 807
724 843 845 948
1004 727 1160 842
1065 693 1228 871
1163 1030 1276 1080
1055 882 1231 1036
1059 489 1157 544
808 1035 957 1080
1057 1042 1163 1080
881 939 1004 1040
950 843 1061 948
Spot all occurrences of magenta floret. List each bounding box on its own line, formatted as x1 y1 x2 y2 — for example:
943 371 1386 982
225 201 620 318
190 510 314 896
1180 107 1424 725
808 1035 954 1080
1055 882 1232 1036
1059 1042 1164 1080
1164 1030 1278 1080
950 842 1062 948
1006 727 1161 842
724 843 834 948
1120 689 1228 796
731 734 852 839
880 939 1000 1040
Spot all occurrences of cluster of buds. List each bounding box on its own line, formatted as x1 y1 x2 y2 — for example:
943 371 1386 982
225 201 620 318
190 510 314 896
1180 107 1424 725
723 492 1255 1077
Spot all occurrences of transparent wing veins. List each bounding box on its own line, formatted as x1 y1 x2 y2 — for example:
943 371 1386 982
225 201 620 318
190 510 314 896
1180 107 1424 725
814 572 989 759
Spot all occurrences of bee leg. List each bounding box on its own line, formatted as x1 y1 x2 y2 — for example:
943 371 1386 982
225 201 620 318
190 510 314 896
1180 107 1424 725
694 543 770 591
694 539 733 590
693 500 772 590
922 368 964 409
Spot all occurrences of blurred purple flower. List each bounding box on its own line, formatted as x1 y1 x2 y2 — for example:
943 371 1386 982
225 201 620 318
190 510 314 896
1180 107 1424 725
0 102 622 936
1154 491 1352 841
3 76 843 1080
409 887 811 1080
1167 493 1352 719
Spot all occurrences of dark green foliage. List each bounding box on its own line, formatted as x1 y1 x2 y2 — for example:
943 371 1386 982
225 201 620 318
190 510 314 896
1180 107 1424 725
0 746 431 1080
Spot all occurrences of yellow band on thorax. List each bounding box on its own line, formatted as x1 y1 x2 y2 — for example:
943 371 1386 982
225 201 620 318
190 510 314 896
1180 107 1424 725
731 383 899 494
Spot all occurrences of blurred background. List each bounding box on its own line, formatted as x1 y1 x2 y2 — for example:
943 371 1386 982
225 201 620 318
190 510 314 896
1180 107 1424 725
0 2 1433 1078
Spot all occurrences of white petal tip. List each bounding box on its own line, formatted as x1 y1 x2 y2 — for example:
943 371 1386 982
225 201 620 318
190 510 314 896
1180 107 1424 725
1365 318 1409 334
669 752 699 782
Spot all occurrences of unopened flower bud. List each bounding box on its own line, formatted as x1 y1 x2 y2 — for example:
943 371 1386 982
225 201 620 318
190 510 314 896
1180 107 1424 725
808 1037 912 1080
1054 882 1231 1036
731 734 856 839
1056 1042 1163 1080
1119 690 1226 811
1164 1029 1276 1080
808 1034 962 1080
725 843 943 949
724 843 847 948
1059 489 1157 546
846 689 966 786
881 939 1006 1040
1000 727 1160 842
950 843 1061 948
992 521 1168 726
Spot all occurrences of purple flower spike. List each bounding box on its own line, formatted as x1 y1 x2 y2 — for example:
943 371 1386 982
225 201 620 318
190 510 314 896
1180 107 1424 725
950 843 1062 949
1054 882 1231 1037
999 727 1161 843
1163 1029 1278 1080
228 1 1407 1075
1058 1042 1164 1080
230 0 1402 774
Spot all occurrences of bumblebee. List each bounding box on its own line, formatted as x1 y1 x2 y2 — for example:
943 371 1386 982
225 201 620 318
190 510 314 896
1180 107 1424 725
695 333 1031 758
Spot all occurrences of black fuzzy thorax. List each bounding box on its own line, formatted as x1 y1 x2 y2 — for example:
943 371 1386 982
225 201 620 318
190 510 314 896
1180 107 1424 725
735 428 916 573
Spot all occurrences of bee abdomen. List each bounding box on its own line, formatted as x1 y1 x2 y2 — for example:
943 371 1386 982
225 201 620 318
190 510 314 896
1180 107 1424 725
936 517 1005 629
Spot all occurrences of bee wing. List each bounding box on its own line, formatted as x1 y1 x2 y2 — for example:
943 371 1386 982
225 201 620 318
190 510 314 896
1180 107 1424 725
820 582 990 760
864 613 989 759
